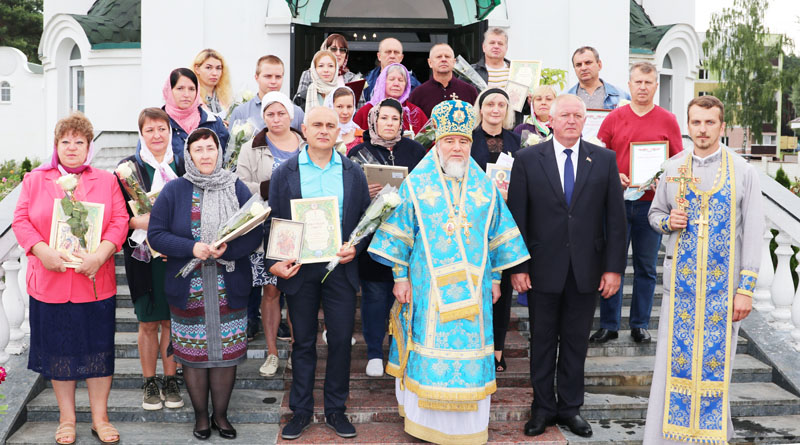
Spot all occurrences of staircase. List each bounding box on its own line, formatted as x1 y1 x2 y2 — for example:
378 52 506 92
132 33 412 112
7 251 800 444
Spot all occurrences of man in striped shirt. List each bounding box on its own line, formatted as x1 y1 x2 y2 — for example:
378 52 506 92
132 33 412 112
472 27 510 88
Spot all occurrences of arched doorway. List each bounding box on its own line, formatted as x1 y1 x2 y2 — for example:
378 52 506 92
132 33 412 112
289 0 489 95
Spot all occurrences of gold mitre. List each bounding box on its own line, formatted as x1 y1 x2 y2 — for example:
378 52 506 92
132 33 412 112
431 100 477 142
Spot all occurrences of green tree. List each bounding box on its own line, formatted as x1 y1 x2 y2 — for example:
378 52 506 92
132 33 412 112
0 0 44 64
703 0 787 147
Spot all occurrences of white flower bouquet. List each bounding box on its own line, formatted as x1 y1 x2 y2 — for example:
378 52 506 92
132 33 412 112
115 161 151 214
321 185 403 282
224 119 257 171
453 55 488 92
520 130 543 148
224 89 256 121
176 195 270 278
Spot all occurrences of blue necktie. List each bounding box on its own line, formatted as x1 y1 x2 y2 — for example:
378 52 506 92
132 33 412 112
563 148 574 206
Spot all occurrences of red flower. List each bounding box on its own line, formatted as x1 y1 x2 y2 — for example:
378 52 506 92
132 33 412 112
0 366 6 383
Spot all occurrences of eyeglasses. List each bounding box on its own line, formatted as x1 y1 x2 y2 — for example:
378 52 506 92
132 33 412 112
328 46 348 54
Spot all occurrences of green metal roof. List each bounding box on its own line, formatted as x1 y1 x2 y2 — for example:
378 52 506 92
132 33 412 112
629 0 673 54
71 0 141 49
285 0 500 26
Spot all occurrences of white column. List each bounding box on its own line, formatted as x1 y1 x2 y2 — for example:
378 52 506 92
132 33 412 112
753 227 776 315
0 279 9 365
17 247 30 334
2 258 26 353
792 250 800 351
770 232 795 330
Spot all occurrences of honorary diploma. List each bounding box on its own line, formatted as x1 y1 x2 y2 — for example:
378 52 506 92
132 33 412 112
629 141 668 187
290 196 341 263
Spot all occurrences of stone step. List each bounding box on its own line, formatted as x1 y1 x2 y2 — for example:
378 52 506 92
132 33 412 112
46 358 286 391
275 382 800 424
558 415 800 444
7 422 280 444
274 421 567 444
26 386 285 424
286 354 771 391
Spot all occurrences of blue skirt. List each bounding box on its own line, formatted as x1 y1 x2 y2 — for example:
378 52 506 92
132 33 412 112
28 296 116 380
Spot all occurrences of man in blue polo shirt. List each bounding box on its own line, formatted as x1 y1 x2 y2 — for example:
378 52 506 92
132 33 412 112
266 107 371 441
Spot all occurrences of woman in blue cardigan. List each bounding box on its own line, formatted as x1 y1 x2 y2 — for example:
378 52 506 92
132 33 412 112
148 128 261 440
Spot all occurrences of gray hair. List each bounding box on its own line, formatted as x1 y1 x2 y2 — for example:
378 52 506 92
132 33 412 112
549 94 586 118
572 46 600 64
484 27 508 43
629 61 658 78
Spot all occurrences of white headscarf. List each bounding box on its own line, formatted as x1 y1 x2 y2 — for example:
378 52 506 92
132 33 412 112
138 125 178 192
323 86 361 138
261 91 295 121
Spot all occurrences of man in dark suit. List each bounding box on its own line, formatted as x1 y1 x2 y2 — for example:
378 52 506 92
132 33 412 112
507 94 627 438
266 107 371 441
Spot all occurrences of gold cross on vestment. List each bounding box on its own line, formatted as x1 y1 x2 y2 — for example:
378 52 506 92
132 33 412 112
460 216 473 240
392 263 405 276
666 164 700 212
468 189 490 206
450 92 460 100
692 216 710 238
419 186 442 206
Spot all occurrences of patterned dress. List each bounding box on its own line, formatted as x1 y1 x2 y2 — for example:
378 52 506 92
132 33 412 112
169 190 248 367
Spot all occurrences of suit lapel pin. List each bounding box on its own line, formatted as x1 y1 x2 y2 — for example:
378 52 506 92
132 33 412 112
586 157 592 163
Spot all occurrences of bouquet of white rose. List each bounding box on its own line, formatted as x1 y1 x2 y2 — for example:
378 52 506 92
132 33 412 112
520 129 543 149
176 195 271 278
224 89 256 122
453 55 488 92
321 185 402 282
224 119 257 171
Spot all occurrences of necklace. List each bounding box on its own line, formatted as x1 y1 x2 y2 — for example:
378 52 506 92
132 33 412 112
435 150 471 244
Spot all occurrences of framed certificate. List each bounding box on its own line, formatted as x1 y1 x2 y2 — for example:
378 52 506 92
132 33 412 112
363 164 408 188
630 141 668 187
582 108 611 141
265 218 305 261
49 199 105 268
509 60 542 94
486 163 511 192
505 81 529 113
290 196 341 263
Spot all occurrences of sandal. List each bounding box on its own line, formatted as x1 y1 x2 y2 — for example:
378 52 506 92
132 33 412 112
55 422 76 445
91 422 120 444
495 354 507 373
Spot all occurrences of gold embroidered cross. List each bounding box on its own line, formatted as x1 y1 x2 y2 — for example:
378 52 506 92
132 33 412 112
679 264 692 277
707 357 722 370
692 215 710 238
419 186 441 206
709 312 723 324
468 189 489 206
666 164 700 212
709 267 724 280
460 216 473 239
679 311 691 322
392 263 405 276
676 354 688 367
450 92 460 100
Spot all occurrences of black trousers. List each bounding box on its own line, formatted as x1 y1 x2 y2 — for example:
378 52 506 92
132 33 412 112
285 264 356 416
492 270 514 352
528 264 598 418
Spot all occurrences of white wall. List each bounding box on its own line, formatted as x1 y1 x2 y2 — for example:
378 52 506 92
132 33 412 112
494 0 631 95
0 48 45 162
83 51 142 133
140 0 293 111
639 0 696 28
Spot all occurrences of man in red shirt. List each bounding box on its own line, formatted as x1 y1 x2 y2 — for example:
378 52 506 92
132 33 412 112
592 62 683 345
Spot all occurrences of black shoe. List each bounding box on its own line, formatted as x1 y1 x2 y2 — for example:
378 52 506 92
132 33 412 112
211 416 237 439
524 415 555 436
557 414 592 437
495 354 507 373
631 327 651 343
247 320 260 341
281 413 312 440
193 419 211 441
589 328 618 343
325 412 357 438
277 322 292 341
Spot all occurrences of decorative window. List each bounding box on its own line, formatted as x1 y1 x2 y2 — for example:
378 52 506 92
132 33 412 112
698 69 709 80
0 81 10 102
69 45 84 112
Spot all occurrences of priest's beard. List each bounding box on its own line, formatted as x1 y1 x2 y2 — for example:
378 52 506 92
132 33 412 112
438 147 468 179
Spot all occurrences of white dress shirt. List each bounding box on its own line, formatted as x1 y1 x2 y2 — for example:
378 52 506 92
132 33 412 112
553 137 580 192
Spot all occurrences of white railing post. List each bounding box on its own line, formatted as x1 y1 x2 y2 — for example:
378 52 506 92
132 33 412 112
17 247 29 334
770 232 796 330
753 227 776 315
792 250 800 350
0 277 9 365
3 254 26 354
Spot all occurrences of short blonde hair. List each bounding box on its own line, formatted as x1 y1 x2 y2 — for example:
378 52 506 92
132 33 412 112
531 85 557 99
54 112 94 145
474 90 514 130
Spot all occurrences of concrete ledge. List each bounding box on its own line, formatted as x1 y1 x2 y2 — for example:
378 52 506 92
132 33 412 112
0 349 43 442
740 309 800 397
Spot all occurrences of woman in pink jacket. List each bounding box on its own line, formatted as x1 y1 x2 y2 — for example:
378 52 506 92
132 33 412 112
12 112 129 445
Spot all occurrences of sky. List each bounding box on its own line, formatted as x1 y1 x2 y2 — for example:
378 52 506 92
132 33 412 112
695 0 800 54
